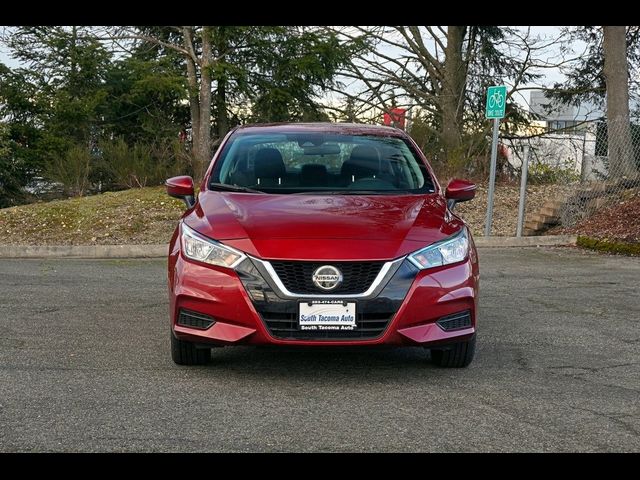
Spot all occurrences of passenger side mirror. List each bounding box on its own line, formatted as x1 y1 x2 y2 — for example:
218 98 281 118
445 179 476 210
166 176 195 209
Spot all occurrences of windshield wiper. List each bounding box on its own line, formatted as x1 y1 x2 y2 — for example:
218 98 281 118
209 183 264 194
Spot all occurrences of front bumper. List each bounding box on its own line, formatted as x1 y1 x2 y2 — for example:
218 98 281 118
169 250 478 348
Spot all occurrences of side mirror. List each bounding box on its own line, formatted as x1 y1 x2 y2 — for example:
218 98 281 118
445 179 476 210
166 176 195 209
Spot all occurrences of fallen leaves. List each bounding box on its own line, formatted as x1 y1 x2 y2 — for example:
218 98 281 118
456 183 576 237
0 186 184 246
0 183 585 245
557 190 640 244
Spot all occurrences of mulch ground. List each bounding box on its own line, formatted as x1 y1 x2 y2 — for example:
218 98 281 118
455 183 575 237
553 190 640 244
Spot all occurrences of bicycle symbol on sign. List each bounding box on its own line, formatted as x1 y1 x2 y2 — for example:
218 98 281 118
488 89 505 109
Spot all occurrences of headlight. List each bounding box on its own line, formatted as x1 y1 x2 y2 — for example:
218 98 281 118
408 229 469 270
181 222 246 268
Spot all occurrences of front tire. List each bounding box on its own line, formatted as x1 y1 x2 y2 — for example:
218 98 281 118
171 332 210 365
430 336 476 368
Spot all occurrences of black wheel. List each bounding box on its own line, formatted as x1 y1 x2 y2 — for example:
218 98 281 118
430 336 476 368
171 332 210 365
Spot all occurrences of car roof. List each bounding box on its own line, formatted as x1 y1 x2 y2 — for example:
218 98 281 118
232 122 408 138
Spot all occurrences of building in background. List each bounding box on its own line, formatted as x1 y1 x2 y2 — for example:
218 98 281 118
383 108 407 130
502 92 609 181
528 91 604 133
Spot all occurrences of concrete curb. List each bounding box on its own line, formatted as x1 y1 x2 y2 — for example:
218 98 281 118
0 235 577 259
0 244 167 259
474 234 577 248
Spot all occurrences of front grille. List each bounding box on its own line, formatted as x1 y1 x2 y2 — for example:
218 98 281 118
270 261 383 294
235 257 418 342
177 310 216 329
261 309 393 340
436 311 472 331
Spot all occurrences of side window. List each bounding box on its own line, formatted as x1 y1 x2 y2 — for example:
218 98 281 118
248 143 298 171
247 143 283 171
306 143 345 173
282 143 305 171
247 145 258 171
249 142 347 173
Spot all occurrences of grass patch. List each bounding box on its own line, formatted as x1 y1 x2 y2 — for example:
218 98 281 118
0 187 184 245
0 182 582 245
576 235 640 256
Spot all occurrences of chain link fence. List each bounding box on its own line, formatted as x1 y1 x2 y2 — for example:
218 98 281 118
502 119 640 231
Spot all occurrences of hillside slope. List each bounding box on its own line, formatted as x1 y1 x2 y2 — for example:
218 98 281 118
0 187 184 245
1 183 571 245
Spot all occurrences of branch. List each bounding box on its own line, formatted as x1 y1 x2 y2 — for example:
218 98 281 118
181 26 200 65
392 26 443 88
82 29 195 61
425 26 446 53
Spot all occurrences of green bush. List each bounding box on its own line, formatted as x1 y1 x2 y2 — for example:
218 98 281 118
99 138 151 189
96 138 194 190
527 162 580 185
46 144 92 196
1 125 21 207
39 138 194 197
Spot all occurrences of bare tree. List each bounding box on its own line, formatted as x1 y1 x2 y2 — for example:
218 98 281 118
329 26 570 167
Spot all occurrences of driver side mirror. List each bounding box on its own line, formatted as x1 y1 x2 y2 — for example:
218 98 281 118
166 176 195 209
445 179 476 211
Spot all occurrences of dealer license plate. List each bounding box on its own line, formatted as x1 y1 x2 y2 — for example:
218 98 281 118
298 301 357 331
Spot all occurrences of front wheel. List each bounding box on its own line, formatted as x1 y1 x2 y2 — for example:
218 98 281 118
171 332 210 365
430 336 476 368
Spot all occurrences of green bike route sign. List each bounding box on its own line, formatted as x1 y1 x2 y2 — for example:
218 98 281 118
485 85 507 119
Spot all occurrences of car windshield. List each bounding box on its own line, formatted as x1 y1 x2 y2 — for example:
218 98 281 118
209 131 436 194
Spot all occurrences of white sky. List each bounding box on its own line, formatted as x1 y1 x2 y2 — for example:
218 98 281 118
327 26 580 114
510 26 582 109
0 26 576 113
0 44 19 68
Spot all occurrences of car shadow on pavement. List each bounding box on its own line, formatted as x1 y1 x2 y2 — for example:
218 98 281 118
176 345 468 380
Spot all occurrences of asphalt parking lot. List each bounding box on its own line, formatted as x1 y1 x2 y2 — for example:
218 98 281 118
0 247 638 452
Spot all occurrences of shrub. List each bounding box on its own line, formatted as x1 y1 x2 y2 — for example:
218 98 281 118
46 144 92 196
527 162 580 185
97 138 152 189
577 235 640 256
94 138 194 191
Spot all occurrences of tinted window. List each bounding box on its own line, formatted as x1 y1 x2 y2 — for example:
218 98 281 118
210 131 435 194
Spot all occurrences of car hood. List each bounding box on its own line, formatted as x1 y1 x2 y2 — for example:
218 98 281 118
183 191 465 261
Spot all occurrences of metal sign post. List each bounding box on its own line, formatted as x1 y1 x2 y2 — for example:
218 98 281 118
516 145 530 237
483 85 507 237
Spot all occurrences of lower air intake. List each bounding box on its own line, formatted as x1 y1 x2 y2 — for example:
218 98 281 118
178 310 215 329
436 311 472 331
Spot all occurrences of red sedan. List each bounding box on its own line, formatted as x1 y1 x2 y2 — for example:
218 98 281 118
166 123 479 367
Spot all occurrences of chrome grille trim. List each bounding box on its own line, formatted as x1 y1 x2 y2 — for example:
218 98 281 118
249 256 405 299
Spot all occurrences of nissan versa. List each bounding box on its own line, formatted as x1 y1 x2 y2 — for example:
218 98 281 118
166 123 479 367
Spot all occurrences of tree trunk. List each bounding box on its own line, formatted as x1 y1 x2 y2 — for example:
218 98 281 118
603 26 636 178
182 27 201 175
441 26 467 164
69 26 78 89
215 27 229 139
197 27 213 181
216 76 229 139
